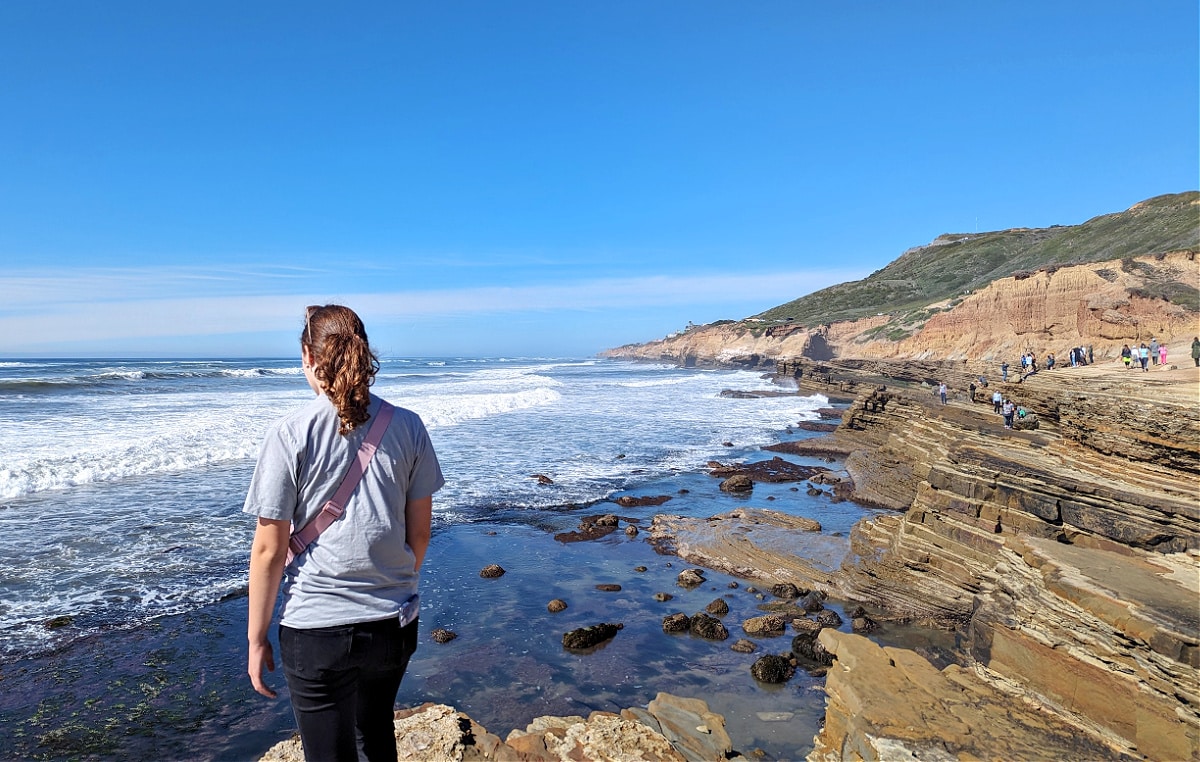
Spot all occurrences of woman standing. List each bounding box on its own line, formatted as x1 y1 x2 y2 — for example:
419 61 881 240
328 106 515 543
245 305 444 762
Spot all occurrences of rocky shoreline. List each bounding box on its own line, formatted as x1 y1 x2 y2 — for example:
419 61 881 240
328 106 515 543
258 357 1198 761
653 357 1199 760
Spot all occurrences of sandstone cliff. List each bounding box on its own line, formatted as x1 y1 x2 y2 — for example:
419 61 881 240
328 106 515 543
601 251 1199 368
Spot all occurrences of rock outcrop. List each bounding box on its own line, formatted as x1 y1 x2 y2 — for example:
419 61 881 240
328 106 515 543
258 692 745 762
646 360 1200 760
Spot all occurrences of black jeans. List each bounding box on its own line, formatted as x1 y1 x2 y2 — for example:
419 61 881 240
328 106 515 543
280 616 419 762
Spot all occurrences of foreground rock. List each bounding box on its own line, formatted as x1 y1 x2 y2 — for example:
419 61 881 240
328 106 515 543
258 692 746 762
811 630 1139 761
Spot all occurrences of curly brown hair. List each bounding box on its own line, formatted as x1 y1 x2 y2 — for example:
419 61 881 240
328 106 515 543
302 305 380 435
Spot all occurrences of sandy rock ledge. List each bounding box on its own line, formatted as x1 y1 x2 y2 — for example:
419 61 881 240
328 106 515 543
259 692 746 762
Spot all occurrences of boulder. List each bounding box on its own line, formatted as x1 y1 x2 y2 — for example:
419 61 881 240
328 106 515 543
662 613 691 633
677 568 706 588
815 609 844 628
689 613 729 641
750 654 796 684
849 606 879 634
430 628 457 644
705 599 730 616
562 623 623 651
741 614 787 637
791 629 833 666
719 475 754 493
771 582 801 600
547 599 567 613
799 590 826 613
479 564 505 579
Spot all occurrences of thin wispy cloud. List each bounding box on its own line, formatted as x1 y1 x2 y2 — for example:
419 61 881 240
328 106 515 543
0 267 861 352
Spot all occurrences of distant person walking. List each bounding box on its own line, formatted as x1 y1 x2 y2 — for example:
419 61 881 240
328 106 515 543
1192 337 1200 367
1138 343 1150 371
1001 361 1009 382
992 390 1003 414
1149 338 1159 365
1121 344 1132 369
938 382 947 405
1159 343 1167 366
1002 399 1016 429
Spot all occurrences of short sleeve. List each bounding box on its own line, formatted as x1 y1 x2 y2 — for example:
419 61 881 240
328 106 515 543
406 419 445 502
243 423 302 522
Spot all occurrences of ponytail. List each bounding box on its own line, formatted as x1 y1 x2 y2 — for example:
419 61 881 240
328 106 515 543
301 305 380 435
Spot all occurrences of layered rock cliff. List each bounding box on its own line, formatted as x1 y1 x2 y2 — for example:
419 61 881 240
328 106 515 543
601 251 1199 368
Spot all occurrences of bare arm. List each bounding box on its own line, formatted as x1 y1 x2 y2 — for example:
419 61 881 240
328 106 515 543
247 517 290 698
405 495 433 572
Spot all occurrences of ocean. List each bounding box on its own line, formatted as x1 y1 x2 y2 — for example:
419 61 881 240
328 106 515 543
0 356 907 760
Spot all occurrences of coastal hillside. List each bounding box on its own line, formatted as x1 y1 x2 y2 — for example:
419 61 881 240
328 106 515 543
602 192 1199 367
760 191 1199 326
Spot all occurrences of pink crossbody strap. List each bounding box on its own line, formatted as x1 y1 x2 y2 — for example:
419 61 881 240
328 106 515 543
286 401 395 566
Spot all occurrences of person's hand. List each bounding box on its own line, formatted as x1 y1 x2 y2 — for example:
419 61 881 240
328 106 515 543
249 639 278 698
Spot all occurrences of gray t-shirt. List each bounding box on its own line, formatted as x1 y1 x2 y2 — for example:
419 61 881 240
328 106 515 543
244 393 444 629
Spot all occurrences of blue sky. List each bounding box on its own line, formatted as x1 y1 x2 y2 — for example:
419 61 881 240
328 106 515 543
1 2 1196 358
